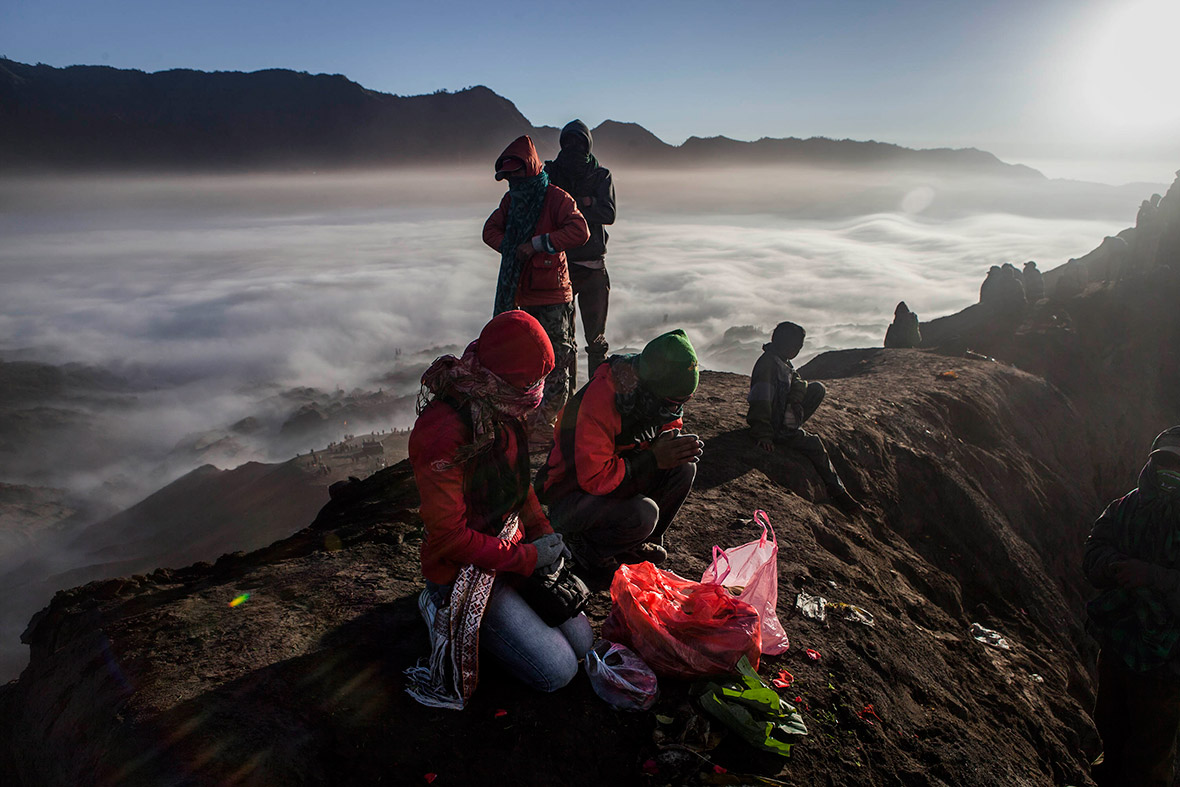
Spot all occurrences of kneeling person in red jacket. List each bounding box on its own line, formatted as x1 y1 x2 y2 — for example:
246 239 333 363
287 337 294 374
538 329 704 572
408 311 592 704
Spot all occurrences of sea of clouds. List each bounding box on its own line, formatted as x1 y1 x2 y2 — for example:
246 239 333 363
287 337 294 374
0 167 1150 503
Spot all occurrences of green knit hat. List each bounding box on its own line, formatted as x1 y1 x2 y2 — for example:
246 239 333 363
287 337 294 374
638 329 699 400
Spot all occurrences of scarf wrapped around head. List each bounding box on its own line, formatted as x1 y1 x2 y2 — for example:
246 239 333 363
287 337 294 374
608 354 685 445
549 145 600 183
494 171 550 315
418 342 544 463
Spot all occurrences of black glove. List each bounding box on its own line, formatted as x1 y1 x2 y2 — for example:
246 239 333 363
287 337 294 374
531 533 567 571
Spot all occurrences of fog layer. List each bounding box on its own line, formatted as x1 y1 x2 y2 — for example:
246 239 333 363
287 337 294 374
0 167 1139 502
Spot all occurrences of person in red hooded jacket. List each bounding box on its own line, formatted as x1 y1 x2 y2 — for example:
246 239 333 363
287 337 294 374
483 135 589 446
406 311 593 706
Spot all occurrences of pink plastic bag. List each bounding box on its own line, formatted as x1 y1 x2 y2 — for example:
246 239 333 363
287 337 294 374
701 510 790 655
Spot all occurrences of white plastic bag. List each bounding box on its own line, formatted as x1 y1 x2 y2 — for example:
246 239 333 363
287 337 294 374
701 510 790 655
585 640 659 711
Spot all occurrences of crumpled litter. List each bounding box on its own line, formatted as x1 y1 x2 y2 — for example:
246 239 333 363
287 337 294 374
827 601 875 627
970 622 1011 650
795 591 827 622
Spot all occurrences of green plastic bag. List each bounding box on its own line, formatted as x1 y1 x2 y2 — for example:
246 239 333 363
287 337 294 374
691 656 807 757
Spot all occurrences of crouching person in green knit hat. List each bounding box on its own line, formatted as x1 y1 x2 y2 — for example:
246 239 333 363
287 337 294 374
536 329 704 574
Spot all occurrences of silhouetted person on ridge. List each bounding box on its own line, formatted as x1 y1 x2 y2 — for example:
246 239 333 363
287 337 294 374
483 135 589 446
1022 261 1045 302
747 321 860 512
979 265 1003 304
1084 426 1180 787
996 265 1026 316
883 301 921 348
545 120 616 386
1002 261 1023 286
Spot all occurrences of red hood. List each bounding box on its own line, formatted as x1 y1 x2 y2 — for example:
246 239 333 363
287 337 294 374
495 135 543 178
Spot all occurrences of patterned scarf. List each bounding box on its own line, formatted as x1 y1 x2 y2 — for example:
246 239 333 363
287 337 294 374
405 515 520 709
417 341 544 463
493 171 550 316
608 354 685 445
1088 459 1180 671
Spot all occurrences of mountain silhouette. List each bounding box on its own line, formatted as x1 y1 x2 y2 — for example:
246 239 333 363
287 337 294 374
2 59 1042 177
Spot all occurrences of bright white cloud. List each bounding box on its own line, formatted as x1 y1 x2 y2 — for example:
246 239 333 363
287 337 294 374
0 168 1133 497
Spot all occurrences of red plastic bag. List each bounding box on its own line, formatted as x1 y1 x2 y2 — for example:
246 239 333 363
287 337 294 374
701 510 790 655
602 562 761 679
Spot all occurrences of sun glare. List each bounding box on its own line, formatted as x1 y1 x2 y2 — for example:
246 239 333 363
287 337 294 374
1075 0 1180 133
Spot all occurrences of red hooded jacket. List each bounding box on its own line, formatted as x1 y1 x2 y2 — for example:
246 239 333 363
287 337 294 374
483 136 590 307
410 401 553 585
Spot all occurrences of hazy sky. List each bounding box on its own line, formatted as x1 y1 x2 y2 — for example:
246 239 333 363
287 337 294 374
3 0 1178 184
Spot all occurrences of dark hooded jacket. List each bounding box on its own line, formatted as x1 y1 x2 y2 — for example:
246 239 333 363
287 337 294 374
746 346 807 443
1084 427 1180 674
544 120 616 263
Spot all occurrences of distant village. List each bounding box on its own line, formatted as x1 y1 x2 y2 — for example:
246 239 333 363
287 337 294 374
295 427 412 477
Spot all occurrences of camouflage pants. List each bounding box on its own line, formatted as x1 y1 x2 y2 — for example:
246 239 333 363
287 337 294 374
520 302 575 439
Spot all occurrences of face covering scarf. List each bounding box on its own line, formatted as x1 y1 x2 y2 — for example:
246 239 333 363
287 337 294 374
417 342 544 464
493 171 549 316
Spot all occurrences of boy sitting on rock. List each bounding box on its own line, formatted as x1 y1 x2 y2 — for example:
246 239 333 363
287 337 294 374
747 321 861 512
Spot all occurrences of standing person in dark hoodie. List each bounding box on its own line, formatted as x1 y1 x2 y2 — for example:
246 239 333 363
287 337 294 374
1084 426 1180 787
545 120 616 387
747 321 861 512
484 135 590 445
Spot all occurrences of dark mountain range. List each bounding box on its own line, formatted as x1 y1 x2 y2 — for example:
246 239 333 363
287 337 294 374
1 59 1042 177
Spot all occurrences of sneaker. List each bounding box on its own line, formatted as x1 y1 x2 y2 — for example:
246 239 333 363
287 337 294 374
617 542 668 566
418 588 438 631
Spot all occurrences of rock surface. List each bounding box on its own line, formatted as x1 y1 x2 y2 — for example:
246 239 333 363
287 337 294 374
4 331 1176 784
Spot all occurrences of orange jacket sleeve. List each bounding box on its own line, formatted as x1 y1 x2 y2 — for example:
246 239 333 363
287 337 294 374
483 194 510 252
572 377 662 496
410 406 538 579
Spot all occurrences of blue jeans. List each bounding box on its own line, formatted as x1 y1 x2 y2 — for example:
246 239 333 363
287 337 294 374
428 576 594 692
